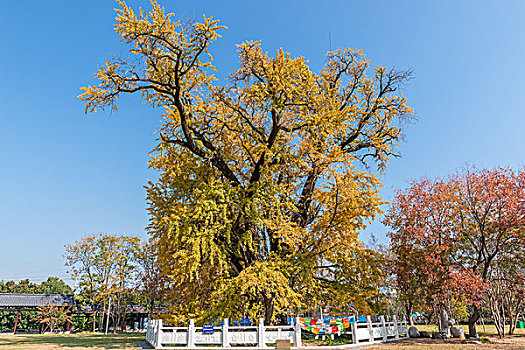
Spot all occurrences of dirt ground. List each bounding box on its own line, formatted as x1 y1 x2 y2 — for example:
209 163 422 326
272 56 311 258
371 324 525 350
374 338 525 349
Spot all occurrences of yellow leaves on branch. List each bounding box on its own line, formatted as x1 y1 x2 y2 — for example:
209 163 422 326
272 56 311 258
80 0 413 323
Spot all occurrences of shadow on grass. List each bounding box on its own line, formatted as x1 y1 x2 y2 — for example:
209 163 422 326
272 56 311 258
0 333 143 349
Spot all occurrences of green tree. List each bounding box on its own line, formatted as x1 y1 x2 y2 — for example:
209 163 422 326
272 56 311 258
40 277 73 295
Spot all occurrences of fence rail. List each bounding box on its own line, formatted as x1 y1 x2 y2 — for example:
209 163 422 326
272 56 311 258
146 316 408 349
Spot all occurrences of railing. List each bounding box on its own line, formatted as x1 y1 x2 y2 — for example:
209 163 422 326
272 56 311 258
350 315 408 343
146 315 407 349
147 318 300 349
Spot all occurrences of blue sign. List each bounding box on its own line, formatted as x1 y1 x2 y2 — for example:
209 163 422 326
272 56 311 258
203 325 214 334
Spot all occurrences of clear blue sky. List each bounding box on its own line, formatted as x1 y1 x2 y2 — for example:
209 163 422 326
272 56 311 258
1 0 524 286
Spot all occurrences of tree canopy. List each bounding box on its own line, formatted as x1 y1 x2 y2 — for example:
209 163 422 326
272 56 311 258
80 0 413 323
64 233 142 332
0 278 72 295
385 166 525 337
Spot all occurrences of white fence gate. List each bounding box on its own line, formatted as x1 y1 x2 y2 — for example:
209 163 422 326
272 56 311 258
146 316 407 349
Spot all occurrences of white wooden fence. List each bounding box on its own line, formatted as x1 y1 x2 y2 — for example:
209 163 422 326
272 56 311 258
351 315 408 344
146 318 299 349
146 316 407 349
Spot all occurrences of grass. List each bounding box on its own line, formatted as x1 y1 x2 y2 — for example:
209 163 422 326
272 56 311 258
413 324 525 337
302 332 354 346
300 324 525 349
2 326 525 350
0 333 143 350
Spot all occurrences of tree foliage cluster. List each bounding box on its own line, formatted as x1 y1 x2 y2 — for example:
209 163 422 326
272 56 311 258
385 167 525 338
80 0 412 324
0 277 72 295
34 302 73 333
64 233 168 332
0 237 167 334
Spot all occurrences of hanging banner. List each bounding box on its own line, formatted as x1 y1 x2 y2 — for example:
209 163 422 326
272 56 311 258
297 317 356 335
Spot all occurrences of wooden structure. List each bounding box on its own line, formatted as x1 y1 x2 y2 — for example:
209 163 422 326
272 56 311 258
0 293 75 334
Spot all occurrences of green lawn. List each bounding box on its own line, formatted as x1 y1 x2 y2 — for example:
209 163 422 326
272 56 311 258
0 333 143 350
2 329 525 350
413 324 525 337
300 324 525 349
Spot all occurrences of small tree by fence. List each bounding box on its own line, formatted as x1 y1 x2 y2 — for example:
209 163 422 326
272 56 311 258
34 302 72 333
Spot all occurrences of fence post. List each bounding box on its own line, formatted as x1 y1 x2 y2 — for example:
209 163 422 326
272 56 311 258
258 318 266 348
366 316 374 342
380 315 387 342
294 318 302 348
156 319 163 349
187 319 195 348
393 315 399 340
222 319 230 348
351 317 358 344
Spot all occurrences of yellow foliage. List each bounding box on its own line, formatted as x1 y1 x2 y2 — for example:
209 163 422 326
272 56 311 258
80 1 412 323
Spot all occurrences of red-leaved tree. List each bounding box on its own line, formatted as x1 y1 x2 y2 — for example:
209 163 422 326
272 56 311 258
386 167 525 338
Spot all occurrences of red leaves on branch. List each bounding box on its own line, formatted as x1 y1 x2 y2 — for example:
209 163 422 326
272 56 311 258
385 167 525 308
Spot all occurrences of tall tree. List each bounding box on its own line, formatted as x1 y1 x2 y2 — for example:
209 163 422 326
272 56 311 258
65 233 141 332
64 235 100 331
80 1 413 323
386 167 525 338
136 239 169 315
454 167 525 337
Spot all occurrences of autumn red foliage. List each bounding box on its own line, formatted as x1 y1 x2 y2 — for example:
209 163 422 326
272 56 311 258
385 167 525 337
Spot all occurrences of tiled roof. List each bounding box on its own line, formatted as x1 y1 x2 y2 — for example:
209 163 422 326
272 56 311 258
0 293 76 307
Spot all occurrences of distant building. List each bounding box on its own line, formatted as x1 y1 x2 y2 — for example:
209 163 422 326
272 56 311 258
0 293 76 333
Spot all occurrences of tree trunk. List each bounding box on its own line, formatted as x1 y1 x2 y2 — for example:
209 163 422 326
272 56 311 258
506 294 521 336
114 294 121 334
488 284 506 338
468 304 480 339
105 296 112 335
439 308 449 333
100 299 106 331
434 305 443 330
508 312 515 335
262 294 274 324
406 301 414 326
425 309 434 325
489 301 505 338
121 311 127 332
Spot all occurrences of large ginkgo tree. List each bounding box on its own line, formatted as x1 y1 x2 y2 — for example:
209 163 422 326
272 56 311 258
80 1 413 323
